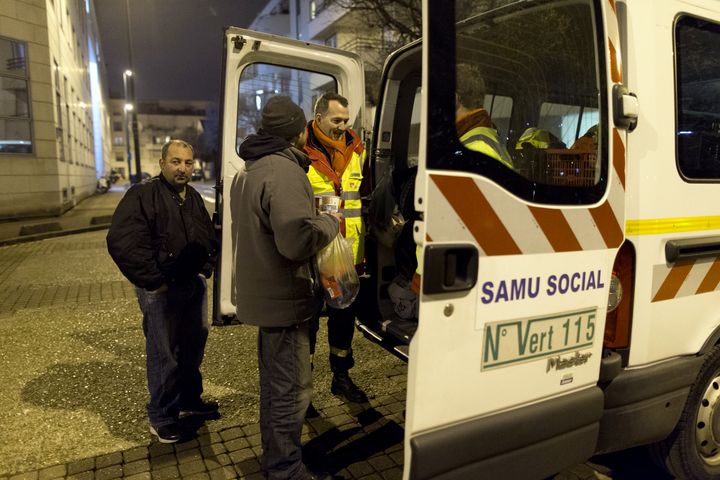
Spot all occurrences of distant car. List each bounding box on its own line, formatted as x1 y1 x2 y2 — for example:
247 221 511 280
191 168 204 181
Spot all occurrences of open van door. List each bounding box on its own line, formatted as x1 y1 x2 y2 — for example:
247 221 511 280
376 1 628 478
214 28 364 324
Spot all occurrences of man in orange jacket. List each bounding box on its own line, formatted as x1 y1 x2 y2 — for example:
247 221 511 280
304 92 369 405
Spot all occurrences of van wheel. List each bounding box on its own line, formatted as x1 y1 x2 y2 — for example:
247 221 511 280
651 345 720 479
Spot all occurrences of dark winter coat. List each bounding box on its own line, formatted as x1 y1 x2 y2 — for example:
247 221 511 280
106 175 217 290
231 131 339 328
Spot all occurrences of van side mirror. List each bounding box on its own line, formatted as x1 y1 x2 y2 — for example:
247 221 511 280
613 84 638 131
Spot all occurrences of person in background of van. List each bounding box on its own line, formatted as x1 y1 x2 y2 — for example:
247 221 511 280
106 139 219 444
231 95 341 480
304 92 370 406
515 127 566 150
571 124 599 151
455 64 514 168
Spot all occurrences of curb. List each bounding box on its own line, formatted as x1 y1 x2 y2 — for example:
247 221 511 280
0 223 111 247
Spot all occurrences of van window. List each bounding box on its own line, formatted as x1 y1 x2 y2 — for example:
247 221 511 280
538 102 599 149
675 16 720 180
407 87 421 168
435 0 607 205
236 63 336 151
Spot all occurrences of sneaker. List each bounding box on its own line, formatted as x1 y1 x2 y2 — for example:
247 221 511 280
149 423 182 443
179 399 219 419
331 372 368 403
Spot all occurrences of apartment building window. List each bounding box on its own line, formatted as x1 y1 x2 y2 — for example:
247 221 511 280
315 0 326 15
324 34 337 48
0 37 32 154
54 60 65 161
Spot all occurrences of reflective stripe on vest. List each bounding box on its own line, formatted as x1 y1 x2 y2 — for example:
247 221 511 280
307 150 365 264
460 127 513 168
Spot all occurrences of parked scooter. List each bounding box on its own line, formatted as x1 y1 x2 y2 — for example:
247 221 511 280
96 176 109 194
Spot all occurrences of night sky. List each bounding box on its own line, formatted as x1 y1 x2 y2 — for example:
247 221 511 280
94 0 267 102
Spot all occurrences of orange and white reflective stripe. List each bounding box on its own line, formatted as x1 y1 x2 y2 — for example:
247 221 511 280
427 171 624 256
652 257 720 302
426 130 625 256
606 0 623 84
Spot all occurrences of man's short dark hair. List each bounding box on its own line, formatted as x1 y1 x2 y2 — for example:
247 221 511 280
314 92 349 116
161 139 194 160
456 64 487 109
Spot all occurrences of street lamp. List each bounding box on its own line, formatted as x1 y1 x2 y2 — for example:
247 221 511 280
123 0 142 184
122 70 133 183
122 69 142 184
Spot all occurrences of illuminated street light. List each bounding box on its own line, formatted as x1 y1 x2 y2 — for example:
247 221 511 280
122 70 133 181
123 0 141 183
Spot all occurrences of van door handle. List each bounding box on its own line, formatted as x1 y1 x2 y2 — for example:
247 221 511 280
422 244 478 295
666 236 720 263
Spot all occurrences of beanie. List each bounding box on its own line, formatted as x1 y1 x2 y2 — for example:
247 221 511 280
261 96 307 139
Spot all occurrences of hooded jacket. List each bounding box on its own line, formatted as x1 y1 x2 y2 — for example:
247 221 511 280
106 175 217 290
232 131 339 327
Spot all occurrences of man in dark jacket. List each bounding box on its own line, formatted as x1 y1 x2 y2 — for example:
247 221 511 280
231 96 341 480
107 139 218 444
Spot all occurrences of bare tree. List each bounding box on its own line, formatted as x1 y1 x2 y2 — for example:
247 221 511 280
324 0 422 45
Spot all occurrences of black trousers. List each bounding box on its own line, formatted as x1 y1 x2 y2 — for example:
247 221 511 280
308 304 356 372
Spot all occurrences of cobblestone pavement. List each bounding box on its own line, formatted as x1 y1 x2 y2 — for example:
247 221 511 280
0 231 408 480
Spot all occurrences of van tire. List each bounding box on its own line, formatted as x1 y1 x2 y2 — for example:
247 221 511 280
650 345 720 479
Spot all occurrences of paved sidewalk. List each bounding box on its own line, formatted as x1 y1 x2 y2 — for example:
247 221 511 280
0 388 408 480
0 186 126 246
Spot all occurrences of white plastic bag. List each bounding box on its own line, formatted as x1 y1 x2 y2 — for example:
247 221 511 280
388 275 418 319
315 234 360 309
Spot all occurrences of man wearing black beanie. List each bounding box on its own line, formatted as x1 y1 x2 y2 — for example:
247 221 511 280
231 95 343 480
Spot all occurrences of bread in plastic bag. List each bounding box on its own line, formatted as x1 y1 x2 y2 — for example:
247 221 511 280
315 234 360 309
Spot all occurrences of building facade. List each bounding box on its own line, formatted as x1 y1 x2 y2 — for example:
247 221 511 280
0 0 113 219
248 0 393 131
110 99 208 180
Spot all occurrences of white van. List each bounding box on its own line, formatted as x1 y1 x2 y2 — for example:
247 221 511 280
214 1 720 478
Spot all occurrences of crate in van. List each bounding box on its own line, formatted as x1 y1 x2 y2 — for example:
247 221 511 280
544 149 596 187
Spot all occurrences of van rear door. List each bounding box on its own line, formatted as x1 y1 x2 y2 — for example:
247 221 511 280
214 28 364 323
404 1 626 478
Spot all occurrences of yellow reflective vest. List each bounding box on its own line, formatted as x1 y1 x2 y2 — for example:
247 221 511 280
305 129 366 266
460 126 513 168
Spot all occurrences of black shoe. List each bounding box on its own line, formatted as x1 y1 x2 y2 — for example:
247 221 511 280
331 372 368 403
149 423 182 443
305 401 320 419
179 399 219 419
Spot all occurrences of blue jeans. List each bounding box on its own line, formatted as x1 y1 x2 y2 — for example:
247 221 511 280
135 275 208 427
258 323 313 480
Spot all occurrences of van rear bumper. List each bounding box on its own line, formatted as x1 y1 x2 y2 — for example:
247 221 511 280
595 354 704 453
409 387 603 480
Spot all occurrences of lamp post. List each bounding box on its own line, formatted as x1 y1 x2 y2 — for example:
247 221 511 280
124 0 142 183
122 69 133 183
